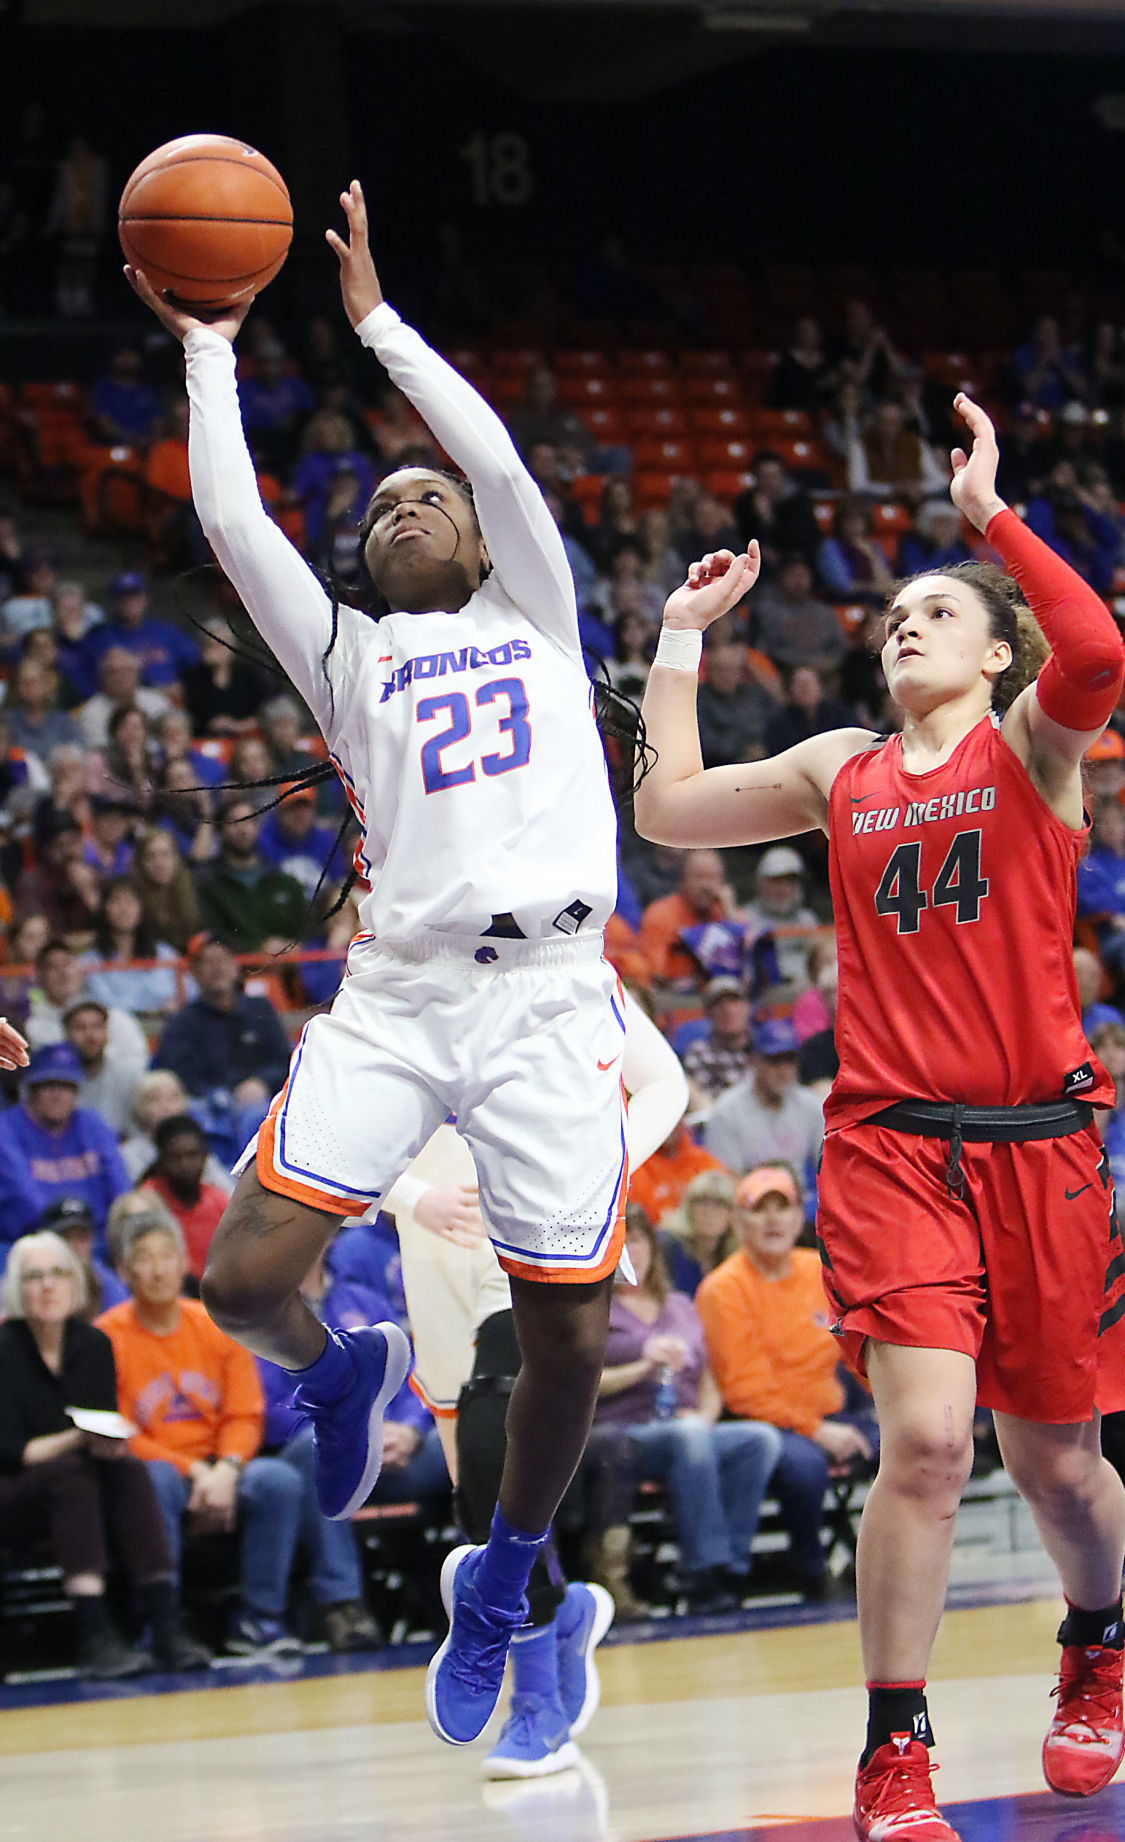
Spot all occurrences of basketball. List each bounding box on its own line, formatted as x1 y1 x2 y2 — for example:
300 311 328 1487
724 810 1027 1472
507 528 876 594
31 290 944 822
118 133 293 312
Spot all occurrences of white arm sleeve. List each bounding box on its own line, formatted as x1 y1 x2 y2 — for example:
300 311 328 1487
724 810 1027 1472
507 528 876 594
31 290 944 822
621 988 689 1171
184 328 353 739
382 1171 429 1217
356 304 582 664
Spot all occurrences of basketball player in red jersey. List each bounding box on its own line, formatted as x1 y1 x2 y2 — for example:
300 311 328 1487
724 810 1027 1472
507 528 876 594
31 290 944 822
635 393 1125 1840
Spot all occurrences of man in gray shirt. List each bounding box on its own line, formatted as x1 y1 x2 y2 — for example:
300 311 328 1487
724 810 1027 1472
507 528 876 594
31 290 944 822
701 1017 824 1182
64 998 145 1137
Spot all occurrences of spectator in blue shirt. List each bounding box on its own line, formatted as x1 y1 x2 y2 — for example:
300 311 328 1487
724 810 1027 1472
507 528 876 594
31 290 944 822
0 1043 130 1254
36 1193 128 1319
895 503 975 579
90 348 161 446
81 573 200 692
1026 461 1122 597
1077 797 1125 979
256 785 347 901
237 339 315 475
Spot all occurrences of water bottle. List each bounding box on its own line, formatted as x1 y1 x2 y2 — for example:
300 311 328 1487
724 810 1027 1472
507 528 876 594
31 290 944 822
653 1363 678 1421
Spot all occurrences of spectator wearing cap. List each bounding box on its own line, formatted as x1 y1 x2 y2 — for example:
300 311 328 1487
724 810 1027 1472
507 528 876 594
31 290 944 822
639 849 740 989
81 573 200 692
682 977 753 1112
743 846 822 991
733 451 821 581
4 653 83 765
696 1162 875 1599
749 554 846 676
36 1194 128 1319
627 1116 728 1232
237 338 315 477
700 1017 825 1183
0 1042 130 1251
64 997 144 1137
256 785 347 902
140 1115 229 1282
194 797 307 956
14 814 101 946
1082 724 1125 809
895 503 975 579
995 402 1051 506
96 1210 304 1659
81 794 137 881
76 646 171 751
153 935 291 1134
25 938 149 1078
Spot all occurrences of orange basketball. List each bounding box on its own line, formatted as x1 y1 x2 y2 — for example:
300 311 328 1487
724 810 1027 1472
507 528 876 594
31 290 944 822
118 133 293 312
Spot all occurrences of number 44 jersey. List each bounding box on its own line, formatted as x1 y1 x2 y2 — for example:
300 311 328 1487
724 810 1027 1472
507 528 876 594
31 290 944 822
824 712 1113 1128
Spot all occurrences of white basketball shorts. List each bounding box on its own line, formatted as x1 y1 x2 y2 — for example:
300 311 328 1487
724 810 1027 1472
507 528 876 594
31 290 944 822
254 931 629 1284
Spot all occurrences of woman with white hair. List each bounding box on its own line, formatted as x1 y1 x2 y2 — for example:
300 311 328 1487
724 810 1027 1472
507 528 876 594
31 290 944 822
0 1230 209 1676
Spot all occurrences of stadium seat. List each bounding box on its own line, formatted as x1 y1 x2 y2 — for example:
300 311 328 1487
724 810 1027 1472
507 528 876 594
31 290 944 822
624 406 690 438
680 351 736 376
557 374 622 406
701 469 752 502
553 349 611 376
681 375 741 405
833 603 869 638
746 407 813 439
633 471 678 508
578 405 629 443
687 405 753 438
697 437 754 469
812 499 837 534
618 350 673 374
619 376 681 405
632 436 695 471
568 474 606 522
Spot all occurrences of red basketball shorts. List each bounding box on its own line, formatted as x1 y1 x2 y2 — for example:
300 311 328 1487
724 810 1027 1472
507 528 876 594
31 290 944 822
816 1117 1125 1422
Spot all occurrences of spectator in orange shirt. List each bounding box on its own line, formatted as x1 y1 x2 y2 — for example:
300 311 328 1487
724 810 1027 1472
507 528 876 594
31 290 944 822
97 1209 304 1657
696 1162 875 1598
627 1119 726 1231
638 849 739 988
140 1115 228 1282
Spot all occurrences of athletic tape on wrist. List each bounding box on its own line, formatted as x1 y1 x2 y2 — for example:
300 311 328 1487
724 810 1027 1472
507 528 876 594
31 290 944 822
655 626 703 672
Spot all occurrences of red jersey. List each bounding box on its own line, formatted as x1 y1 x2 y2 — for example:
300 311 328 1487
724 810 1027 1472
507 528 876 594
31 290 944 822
824 714 1112 1130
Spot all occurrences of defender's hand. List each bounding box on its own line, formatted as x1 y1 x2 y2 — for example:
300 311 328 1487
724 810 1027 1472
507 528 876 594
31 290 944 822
662 546 760 632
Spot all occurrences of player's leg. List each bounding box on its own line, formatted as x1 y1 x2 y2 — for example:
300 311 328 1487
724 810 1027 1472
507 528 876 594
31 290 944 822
852 1341 977 1842
994 1412 1125 1796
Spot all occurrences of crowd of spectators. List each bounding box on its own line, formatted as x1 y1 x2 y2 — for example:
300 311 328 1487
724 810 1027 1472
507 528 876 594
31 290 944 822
2 246 1125 1677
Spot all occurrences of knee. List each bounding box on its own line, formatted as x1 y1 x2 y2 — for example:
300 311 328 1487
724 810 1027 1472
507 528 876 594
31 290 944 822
200 1238 282 1336
240 1456 304 1514
880 1414 975 1508
1004 1438 1104 1514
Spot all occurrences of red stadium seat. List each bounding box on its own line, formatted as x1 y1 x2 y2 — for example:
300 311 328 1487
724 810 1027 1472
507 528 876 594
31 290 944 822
557 374 622 406
701 470 752 501
624 406 690 438
687 406 753 438
812 499 837 534
618 350 673 374
619 376 681 405
697 437 754 470
633 471 678 508
578 406 629 442
746 407 813 439
569 474 607 522
632 436 696 471
553 350 612 376
680 351 736 376
681 375 741 405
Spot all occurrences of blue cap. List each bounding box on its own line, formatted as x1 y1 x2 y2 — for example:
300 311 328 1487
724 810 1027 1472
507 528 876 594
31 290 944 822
24 1042 82 1087
753 1018 799 1058
109 570 145 597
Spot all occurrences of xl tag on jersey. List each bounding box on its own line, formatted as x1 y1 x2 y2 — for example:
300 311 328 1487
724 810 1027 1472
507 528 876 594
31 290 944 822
1063 1062 1095 1095
554 898 593 936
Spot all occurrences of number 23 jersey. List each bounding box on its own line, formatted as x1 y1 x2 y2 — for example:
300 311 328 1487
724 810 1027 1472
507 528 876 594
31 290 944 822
824 712 1113 1129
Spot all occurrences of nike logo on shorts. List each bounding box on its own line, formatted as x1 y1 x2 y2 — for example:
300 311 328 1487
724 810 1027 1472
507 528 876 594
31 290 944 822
1065 1183 1093 1200
597 1054 621 1072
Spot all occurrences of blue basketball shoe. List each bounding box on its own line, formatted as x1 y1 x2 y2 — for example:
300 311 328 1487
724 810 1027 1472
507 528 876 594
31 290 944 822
293 1322 411 1521
481 1693 578 1780
426 1545 528 1745
555 1581 614 1737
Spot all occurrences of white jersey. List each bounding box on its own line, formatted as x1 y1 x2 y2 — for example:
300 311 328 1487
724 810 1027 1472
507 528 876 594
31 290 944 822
184 305 617 944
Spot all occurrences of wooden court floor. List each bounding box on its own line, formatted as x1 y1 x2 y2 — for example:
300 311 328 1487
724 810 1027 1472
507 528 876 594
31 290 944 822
4 1595 1124 1842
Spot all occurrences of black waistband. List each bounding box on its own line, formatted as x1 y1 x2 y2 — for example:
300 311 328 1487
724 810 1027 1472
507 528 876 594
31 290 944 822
873 1098 1093 1144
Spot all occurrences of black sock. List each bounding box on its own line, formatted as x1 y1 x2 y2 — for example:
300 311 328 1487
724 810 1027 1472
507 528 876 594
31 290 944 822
1057 1597 1124 1651
862 1682 934 1764
71 1595 114 1646
139 1577 179 1645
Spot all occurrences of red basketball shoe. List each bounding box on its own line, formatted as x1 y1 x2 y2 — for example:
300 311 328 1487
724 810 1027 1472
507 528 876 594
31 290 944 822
853 1736 962 1841
1042 1643 1124 1796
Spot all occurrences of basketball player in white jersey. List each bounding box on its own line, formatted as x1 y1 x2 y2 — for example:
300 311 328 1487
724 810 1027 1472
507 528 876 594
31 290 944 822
370 986 687 1776
126 179 647 1746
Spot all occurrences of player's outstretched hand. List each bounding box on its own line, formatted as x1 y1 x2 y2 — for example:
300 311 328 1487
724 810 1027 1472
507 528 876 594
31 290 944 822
662 545 760 633
949 391 1007 533
326 181 384 329
124 266 253 345
414 1183 487 1248
0 1016 29 1071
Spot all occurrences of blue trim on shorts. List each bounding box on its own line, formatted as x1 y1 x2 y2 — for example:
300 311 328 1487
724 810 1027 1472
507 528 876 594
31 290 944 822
490 1105 628 1269
276 1025 383 1204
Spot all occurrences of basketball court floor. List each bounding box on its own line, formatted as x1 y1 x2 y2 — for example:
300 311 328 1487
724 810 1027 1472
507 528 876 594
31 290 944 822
3 1523 1122 1842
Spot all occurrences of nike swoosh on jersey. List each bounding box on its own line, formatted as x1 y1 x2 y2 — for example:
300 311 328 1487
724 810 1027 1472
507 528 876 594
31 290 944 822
850 793 875 804
1065 1183 1093 1200
597 1054 621 1071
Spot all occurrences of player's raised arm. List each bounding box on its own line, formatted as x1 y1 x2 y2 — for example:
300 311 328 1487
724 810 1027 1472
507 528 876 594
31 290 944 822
327 182 581 660
124 267 352 742
635 547 872 848
949 392 1125 798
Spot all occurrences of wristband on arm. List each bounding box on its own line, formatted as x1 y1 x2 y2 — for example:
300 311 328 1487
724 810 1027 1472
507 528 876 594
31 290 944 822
986 508 1125 731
